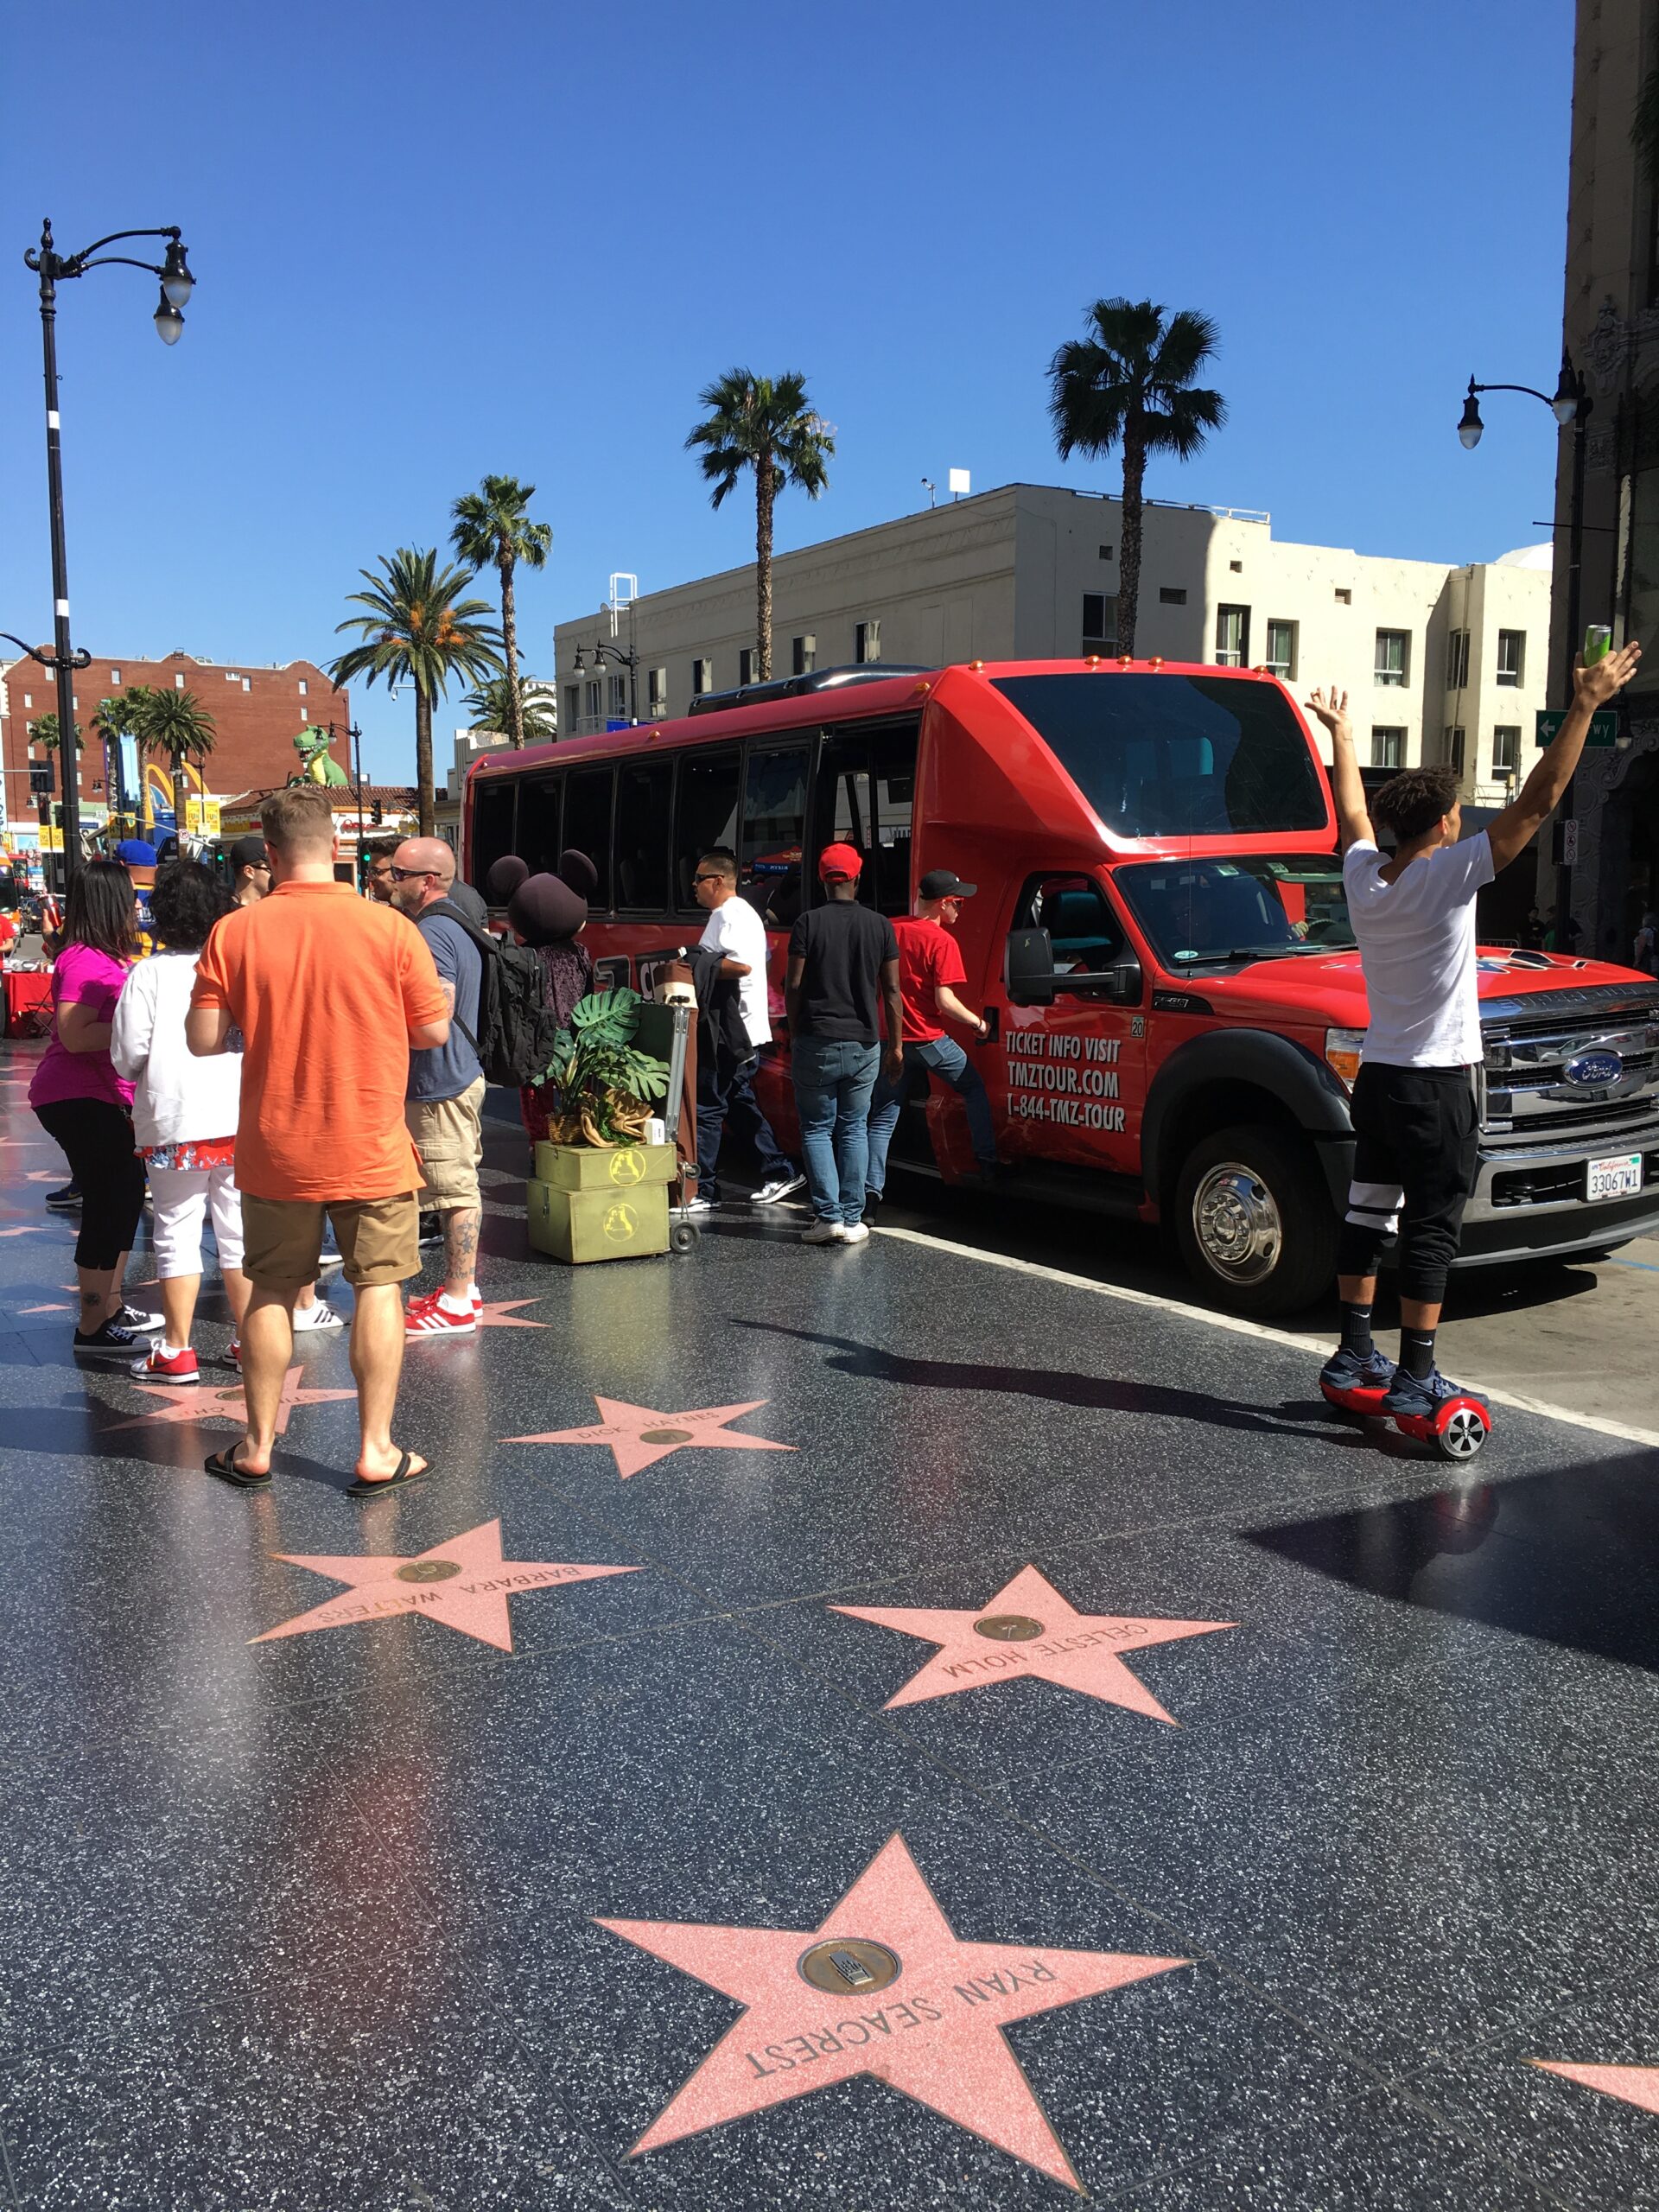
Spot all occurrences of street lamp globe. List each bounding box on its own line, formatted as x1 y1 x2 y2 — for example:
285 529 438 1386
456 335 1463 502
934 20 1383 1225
153 287 184 345
1551 356 1581 427
1458 382 1484 450
161 239 194 309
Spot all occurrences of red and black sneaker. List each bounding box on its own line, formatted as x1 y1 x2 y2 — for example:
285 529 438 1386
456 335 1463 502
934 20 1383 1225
130 1343 200 1385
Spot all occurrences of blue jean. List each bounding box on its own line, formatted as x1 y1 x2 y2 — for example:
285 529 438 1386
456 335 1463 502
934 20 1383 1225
696 1052 793 1202
791 1037 880 1225
866 1035 998 1198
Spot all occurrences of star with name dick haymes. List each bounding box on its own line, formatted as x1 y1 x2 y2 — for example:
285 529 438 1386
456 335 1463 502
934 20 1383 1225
832 1564 1236 1724
503 1396 795 1478
252 1518 639 1651
599 1831 1188 2190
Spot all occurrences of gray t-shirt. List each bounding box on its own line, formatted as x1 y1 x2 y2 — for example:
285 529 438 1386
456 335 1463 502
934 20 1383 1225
408 912 484 1101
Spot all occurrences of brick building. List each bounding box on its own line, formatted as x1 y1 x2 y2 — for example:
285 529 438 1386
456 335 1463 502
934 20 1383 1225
0 650 350 844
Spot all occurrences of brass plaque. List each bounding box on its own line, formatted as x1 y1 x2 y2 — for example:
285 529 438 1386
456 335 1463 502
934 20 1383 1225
395 1560 463 1585
797 1938 901 1994
974 1612 1045 1642
639 1427 694 1445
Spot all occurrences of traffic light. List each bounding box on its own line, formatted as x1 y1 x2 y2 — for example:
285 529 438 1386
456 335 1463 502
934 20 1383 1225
29 763 52 801
371 799 384 825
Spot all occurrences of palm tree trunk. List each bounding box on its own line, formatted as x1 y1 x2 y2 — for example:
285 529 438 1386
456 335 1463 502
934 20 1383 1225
755 454 775 682
1119 421 1146 660
416 687 435 836
499 552 524 747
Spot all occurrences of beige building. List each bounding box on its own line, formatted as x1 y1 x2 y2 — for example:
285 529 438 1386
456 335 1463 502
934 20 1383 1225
553 485 1548 808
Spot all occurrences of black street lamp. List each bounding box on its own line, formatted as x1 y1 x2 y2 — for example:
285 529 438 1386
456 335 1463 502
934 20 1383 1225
22 218 194 885
574 600 641 726
1458 348 1591 927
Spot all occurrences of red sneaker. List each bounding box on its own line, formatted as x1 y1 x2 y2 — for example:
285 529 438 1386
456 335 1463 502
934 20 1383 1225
227 1338 241 1370
404 1297 476 1339
130 1343 200 1385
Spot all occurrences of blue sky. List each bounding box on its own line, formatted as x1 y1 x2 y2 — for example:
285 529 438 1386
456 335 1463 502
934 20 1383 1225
1 0 1573 783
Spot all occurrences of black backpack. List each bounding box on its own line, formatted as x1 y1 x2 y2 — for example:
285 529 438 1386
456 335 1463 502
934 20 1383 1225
419 900 566 1087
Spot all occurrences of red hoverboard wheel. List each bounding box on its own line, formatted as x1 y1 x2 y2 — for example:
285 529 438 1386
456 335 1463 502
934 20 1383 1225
1319 1380 1390 1418
1393 1395 1491 1462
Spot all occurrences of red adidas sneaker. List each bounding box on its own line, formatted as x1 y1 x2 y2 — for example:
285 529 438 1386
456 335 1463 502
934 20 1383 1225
404 1298 476 1339
130 1343 200 1385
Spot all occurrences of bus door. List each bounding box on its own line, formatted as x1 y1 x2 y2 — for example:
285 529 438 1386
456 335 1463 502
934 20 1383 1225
992 871 1147 1177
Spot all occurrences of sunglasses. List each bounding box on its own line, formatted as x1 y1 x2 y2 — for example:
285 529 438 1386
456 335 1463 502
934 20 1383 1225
389 865 441 883
693 873 725 886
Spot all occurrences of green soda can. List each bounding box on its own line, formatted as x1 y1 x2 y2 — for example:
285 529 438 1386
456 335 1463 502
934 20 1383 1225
1585 624 1612 664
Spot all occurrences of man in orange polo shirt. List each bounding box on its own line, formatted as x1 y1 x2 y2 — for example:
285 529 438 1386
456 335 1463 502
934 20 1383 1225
187 785 451 1494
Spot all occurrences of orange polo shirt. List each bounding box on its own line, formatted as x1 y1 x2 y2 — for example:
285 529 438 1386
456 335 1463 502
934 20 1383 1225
192 880 448 1202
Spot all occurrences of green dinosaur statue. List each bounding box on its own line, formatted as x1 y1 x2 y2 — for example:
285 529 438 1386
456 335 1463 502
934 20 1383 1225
290 725 350 788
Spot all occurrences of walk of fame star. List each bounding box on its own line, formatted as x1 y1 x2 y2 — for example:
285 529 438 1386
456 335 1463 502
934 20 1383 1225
253 1518 638 1650
0 1226 46 1239
504 1396 794 1478
1532 2061 1659 2115
600 1831 1187 2190
832 1565 1235 1725
476 1298 549 1328
102 1364 356 1434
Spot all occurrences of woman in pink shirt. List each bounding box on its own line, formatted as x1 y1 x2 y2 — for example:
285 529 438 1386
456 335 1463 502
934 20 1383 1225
28 860 158 1355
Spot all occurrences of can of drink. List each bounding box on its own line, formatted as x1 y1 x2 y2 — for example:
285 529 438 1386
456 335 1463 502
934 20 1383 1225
1585 624 1612 664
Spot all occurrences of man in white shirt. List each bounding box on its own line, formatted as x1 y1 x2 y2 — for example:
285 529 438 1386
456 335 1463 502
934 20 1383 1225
690 849 805 1210
1306 638 1640 1420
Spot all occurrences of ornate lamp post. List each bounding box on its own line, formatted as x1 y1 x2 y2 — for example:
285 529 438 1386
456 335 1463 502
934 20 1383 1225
22 218 194 884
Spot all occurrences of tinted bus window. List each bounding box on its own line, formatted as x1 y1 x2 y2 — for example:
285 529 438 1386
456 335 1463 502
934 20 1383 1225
991 674 1325 836
471 778 518 894
518 772 563 874
565 766 615 910
741 743 808 927
674 747 741 909
811 721 917 915
616 759 673 912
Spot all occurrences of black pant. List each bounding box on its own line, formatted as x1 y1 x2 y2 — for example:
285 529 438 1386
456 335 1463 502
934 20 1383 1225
1336 1062 1479 1306
694 1052 792 1201
35 1098 146 1271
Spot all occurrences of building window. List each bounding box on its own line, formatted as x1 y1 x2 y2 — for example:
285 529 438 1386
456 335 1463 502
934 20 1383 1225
241 677 251 692
854 619 881 664
1442 726 1466 777
1371 727 1405 769
1264 619 1297 681
1496 630 1525 687
1374 630 1408 686
1214 605 1249 667
1159 587 1187 606
607 674 627 719
1098 543 1115 561
1445 628 1470 690
1492 724 1522 776
22 693 31 709
297 678 308 695
647 667 667 718
1229 559 1243 574
583 679 601 724
739 647 756 687
175 674 186 689
563 684 581 731
692 658 713 696
1080 594 1117 651
109 668 120 685
1335 588 1352 605
791 634 817 676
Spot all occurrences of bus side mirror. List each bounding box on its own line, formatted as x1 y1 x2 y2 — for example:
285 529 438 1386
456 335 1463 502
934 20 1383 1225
1102 953 1143 1006
1006 927 1057 1006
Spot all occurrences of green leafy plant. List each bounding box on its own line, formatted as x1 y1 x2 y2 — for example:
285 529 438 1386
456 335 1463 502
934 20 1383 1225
535 986 668 1147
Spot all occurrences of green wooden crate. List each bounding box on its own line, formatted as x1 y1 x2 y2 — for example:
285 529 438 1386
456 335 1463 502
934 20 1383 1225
525 1175 670 1264
533 1140 677 1192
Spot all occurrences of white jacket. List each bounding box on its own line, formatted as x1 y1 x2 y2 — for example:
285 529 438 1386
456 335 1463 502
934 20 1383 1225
111 950 243 1151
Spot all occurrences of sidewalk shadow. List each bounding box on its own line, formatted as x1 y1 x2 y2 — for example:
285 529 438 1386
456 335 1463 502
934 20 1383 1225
1 1400 357 1494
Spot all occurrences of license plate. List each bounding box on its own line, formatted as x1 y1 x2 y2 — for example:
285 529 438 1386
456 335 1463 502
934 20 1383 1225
1586 1152 1643 1201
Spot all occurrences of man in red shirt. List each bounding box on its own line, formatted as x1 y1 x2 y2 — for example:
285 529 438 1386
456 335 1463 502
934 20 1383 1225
865 868 998 1213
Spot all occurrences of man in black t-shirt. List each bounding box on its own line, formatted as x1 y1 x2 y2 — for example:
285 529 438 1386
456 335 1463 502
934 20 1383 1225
785 842 903 1247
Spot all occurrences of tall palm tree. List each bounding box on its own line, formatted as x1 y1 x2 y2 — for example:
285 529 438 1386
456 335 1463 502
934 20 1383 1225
685 370 834 680
449 475 552 748
141 690 217 824
30 713 84 754
462 673 558 748
329 548 502 835
1048 299 1226 658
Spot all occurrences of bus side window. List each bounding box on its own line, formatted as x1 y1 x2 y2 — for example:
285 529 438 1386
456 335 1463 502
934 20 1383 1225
741 742 808 927
471 779 518 894
674 747 741 911
518 773 563 877
617 759 673 912
563 766 616 912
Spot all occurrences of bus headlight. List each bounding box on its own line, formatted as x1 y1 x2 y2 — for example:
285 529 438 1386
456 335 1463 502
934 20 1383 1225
1324 1027 1364 1091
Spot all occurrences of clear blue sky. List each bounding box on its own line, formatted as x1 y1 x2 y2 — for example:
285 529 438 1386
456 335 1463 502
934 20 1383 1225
0 0 1573 784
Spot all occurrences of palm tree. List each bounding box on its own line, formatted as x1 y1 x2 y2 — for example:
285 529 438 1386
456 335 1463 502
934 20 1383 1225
685 370 834 680
329 548 502 835
141 690 217 824
92 686 156 827
449 476 552 748
1048 299 1226 658
462 672 558 748
30 712 85 754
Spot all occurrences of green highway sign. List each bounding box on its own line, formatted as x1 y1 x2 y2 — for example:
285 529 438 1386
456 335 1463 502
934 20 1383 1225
1535 709 1619 748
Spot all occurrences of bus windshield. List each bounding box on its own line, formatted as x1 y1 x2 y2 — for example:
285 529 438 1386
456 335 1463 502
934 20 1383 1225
1116 852 1357 968
992 673 1327 837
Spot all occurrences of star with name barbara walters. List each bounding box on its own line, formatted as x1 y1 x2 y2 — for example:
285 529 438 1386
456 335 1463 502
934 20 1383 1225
102 1364 357 1433
503 1396 794 1478
832 1564 1236 1724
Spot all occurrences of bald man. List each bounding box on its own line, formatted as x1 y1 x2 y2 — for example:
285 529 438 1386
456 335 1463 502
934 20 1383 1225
391 838 486 1337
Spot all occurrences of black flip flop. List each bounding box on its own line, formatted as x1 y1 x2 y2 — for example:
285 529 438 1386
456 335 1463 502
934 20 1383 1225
346 1450 430 1500
205 1443 272 1490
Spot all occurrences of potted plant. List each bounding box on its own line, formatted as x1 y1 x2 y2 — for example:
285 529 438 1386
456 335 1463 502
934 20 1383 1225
535 986 669 1147
524 988 676 1263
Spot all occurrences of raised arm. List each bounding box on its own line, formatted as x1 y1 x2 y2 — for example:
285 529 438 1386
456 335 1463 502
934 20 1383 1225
1487 642 1642 875
1304 687 1373 854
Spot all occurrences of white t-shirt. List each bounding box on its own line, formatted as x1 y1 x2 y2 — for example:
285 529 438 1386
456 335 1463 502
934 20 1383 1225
698 892 772 1048
1343 833 1495 1068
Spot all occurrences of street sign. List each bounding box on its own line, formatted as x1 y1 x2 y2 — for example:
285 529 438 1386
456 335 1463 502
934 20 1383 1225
1535 709 1618 748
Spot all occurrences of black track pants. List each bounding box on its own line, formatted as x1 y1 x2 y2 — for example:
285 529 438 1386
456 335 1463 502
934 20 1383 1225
34 1097 146 1271
1335 1062 1479 1306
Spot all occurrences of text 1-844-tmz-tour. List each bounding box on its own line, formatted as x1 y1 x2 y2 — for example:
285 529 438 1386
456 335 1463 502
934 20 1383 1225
464 658 1659 1315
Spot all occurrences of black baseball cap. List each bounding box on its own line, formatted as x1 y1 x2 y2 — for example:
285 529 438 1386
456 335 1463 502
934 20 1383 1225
919 868 976 899
228 835 268 871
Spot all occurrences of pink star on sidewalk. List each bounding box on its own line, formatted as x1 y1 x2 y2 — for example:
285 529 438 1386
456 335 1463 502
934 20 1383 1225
476 1298 550 1328
253 1517 639 1651
601 1831 1187 2190
103 1364 355 1434
0 1226 46 1239
833 1565 1236 1726
1532 2061 1659 2115
504 1396 795 1478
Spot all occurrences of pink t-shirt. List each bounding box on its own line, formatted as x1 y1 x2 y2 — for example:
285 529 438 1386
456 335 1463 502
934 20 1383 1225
29 944 136 1110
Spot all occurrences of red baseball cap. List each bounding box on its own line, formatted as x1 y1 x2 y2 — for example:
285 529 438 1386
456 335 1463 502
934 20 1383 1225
817 842 863 880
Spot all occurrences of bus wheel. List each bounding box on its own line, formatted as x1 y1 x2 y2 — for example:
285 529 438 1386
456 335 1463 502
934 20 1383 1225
1174 1125 1336 1319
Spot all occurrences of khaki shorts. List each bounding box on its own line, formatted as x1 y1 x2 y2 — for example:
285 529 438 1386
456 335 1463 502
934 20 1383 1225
405 1077 486 1211
242 1192 421 1291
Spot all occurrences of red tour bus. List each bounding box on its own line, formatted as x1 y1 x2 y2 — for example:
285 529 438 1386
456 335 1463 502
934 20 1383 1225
464 659 1659 1314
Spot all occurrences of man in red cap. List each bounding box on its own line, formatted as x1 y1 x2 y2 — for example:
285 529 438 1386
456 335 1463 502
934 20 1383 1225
785 844 903 1245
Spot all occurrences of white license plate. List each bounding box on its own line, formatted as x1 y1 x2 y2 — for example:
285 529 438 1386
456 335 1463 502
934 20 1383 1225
1586 1152 1643 1201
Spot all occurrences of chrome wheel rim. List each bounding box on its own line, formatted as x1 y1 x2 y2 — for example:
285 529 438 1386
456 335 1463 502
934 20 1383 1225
1192 1162 1283 1286
1439 1408 1487 1459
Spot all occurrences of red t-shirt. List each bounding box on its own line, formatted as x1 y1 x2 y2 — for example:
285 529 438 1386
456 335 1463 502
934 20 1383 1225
893 915 968 1043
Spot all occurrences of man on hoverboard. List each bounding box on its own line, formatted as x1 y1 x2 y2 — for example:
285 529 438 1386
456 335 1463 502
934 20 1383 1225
1306 637 1642 1427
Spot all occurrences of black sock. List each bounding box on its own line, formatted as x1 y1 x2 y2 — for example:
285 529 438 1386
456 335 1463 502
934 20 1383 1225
1339 1301 1374 1357
1401 1328 1436 1381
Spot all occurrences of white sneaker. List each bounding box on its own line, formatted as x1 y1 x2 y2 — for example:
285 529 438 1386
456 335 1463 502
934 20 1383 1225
293 1299 344 1332
683 1195 715 1215
801 1220 846 1245
753 1173 807 1204
839 1221 870 1246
